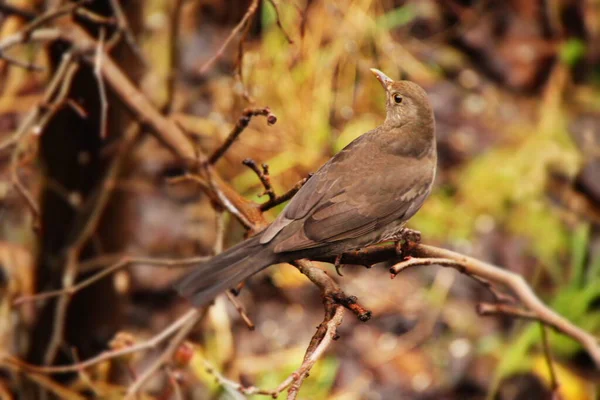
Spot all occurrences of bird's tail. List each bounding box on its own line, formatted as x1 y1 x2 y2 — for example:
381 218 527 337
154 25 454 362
174 234 277 307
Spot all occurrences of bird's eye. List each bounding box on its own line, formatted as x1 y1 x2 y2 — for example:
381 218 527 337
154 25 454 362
393 94 403 104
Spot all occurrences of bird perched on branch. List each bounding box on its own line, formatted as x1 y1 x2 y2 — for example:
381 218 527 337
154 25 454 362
176 69 437 307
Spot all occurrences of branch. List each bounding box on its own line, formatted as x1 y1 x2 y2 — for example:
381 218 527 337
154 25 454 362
391 243 600 367
108 0 147 66
4 309 201 374
242 158 276 202
204 303 344 399
197 0 260 75
125 311 202 398
208 107 277 165
293 259 371 322
13 254 210 306
260 174 310 212
266 0 294 44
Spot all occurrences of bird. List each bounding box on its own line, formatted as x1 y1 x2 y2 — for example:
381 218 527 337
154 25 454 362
175 69 437 307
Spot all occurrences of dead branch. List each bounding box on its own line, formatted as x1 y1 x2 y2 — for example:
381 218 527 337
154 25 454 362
163 0 184 113
476 302 538 320
0 4 37 20
4 309 201 374
94 28 108 139
391 244 600 367
13 254 210 306
286 305 344 400
266 0 294 44
293 259 371 322
125 311 202 398
3 11 599 400
209 107 277 165
204 304 344 399
242 158 276 202
43 122 142 365
198 0 259 75
108 0 147 66
259 174 310 212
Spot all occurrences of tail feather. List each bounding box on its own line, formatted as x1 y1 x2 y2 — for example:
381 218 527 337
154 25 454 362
174 235 277 307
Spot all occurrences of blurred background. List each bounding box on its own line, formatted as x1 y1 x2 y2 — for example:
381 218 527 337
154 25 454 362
1 0 600 398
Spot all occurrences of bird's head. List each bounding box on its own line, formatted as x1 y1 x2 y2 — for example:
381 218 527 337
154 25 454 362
370 68 433 129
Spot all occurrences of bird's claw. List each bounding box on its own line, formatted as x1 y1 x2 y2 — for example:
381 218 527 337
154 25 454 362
394 228 421 257
334 254 344 276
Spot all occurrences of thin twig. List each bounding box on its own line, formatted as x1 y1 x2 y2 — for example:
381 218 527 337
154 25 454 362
108 0 147 66
540 323 560 396
208 107 277 165
242 158 276 201
259 174 310 211
203 304 344 399
476 302 538 320
9 56 80 224
234 11 254 102
43 123 141 365
14 254 209 305
94 27 108 139
0 3 37 20
21 1 89 36
225 291 255 330
0 27 61 54
266 0 294 43
125 310 202 397
392 244 600 367
287 305 344 399
5 309 201 374
198 0 259 75
391 257 515 304
163 0 184 113
0 52 44 71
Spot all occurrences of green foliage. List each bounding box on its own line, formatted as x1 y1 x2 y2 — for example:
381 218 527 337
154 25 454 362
560 39 587 66
376 5 416 31
490 223 600 395
251 356 339 400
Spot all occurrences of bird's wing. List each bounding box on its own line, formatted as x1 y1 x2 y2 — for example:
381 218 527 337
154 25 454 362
260 128 435 252
272 170 432 253
260 133 369 244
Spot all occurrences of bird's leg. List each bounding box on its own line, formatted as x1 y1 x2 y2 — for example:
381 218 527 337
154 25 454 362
393 228 421 259
229 281 246 296
334 254 344 276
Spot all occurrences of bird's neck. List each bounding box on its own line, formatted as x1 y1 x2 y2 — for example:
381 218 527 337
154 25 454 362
382 118 436 159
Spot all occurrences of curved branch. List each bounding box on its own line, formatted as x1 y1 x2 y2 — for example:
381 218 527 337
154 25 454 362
391 244 600 367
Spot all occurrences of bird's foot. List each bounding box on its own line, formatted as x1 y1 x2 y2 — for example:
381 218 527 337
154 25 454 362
334 254 344 276
394 228 421 258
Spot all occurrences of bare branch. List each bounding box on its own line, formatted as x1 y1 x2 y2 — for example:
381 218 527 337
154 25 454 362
259 174 310 212
391 244 600 367
108 0 147 66
208 107 277 165
198 0 259 75
242 158 276 202
266 0 294 44
125 311 202 397
5 309 201 374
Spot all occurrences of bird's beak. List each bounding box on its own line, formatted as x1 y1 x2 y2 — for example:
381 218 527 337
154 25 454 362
370 68 393 90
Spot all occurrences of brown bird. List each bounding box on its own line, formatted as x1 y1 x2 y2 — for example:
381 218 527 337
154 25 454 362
176 69 437 307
